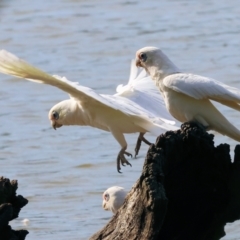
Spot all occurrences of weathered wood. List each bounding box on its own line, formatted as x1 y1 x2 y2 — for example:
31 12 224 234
91 122 240 240
90 144 168 240
0 177 28 240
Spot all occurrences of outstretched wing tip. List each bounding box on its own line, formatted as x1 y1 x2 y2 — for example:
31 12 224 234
116 84 124 93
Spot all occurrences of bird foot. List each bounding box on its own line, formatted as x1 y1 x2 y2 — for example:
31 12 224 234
117 151 132 173
185 121 208 131
134 133 152 158
135 138 142 158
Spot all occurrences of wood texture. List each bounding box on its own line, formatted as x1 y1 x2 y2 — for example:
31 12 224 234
91 122 240 240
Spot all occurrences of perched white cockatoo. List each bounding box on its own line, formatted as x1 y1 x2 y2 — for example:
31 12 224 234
0 50 177 172
135 46 240 142
102 186 127 214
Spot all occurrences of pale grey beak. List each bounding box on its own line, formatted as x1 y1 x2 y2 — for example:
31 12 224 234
135 58 142 67
51 121 57 130
102 202 107 210
51 121 62 130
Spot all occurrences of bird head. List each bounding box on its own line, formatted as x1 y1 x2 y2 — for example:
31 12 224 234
135 46 179 78
135 46 160 69
48 99 76 130
102 186 127 214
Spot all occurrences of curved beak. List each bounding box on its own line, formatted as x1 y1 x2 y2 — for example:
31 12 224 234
135 58 142 67
102 202 107 210
51 121 62 130
51 121 57 130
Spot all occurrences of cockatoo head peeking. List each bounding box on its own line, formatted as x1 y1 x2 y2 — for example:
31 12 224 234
135 46 180 77
102 186 127 214
135 46 160 69
48 99 78 130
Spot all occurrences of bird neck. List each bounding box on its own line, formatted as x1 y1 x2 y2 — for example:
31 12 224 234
61 99 89 126
147 66 177 82
71 102 90 126
148 51 180 82
148 61 180 83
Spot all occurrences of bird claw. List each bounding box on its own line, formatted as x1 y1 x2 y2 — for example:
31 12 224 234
134 133 152 158
121 159 132 167
125 151 132 158
134 138 142 158
117 151 132 173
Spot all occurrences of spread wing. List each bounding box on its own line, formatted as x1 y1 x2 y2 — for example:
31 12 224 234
101 94 178 134
0 50 116 108
116 60 176 125
163 73 240 111
0 50 178 134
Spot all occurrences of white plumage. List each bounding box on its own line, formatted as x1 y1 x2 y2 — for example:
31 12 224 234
102 186 127 214
0 50 177 172
136 46 240 141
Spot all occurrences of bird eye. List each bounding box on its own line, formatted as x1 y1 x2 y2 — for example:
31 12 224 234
52 111 59 120
104 193 109 201
139 52 147 62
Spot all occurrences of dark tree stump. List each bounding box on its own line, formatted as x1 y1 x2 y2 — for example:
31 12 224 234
91 144 168 240
0 177 29 240
90 122 240 240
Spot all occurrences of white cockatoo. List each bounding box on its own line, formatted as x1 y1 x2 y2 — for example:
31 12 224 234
0 50 178 172
102 186 127 214
135 46 240 142
0 50 177 172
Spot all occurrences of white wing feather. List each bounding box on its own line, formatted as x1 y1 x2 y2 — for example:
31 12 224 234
0 50 177 133
0 50 120 108
128 59 140 84
116 60 176 125
163 73 240 102
101 94 178 133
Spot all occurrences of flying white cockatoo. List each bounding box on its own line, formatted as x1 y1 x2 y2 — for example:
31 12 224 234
135 46 240 142
0 50 178 172
102 186 127 214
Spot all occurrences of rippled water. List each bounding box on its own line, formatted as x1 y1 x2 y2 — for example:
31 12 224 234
0 1 240 239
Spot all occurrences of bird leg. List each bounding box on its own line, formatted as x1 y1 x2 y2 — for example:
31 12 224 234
109 128 133 173
134 132 152 158
117 146 132 173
